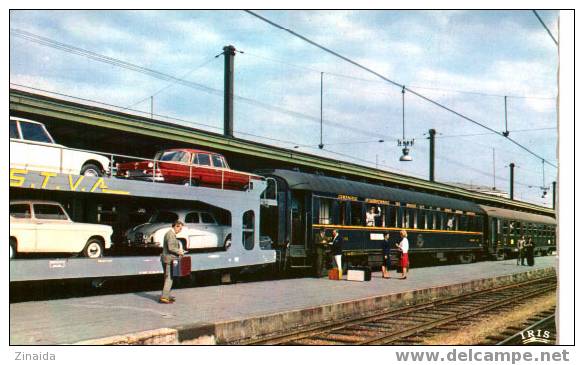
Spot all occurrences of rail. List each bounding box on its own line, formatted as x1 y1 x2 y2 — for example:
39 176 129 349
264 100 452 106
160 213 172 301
236 275 557 345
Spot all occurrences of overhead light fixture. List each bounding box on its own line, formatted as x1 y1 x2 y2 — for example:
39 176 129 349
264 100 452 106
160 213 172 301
397 86 415 162
399 147 413 161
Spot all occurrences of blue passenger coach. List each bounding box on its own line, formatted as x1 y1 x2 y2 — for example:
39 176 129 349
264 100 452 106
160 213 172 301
261 169 487 269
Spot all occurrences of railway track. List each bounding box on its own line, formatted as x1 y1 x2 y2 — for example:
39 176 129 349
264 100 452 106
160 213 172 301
489 311 556 345
236 276 557 345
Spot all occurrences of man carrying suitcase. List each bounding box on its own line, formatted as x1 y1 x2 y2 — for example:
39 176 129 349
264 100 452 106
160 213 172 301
160 220 185 304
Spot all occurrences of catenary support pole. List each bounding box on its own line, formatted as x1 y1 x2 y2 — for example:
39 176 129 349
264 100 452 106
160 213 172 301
223 45 236 137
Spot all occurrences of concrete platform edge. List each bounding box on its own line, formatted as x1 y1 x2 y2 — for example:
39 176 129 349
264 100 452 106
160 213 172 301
73 267 555 345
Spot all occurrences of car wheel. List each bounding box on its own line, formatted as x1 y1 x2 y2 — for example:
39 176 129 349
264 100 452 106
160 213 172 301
178 239 187 253
182 179 199 187
10 238 17 259
224 235 232 250
81 163 103 177
83 238 104 258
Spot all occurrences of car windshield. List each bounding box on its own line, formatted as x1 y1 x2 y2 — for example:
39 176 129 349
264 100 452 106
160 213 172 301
155 151 190 163
150 211 178 223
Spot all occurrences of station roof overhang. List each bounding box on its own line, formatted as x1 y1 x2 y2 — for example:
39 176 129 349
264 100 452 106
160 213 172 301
9 88 555 217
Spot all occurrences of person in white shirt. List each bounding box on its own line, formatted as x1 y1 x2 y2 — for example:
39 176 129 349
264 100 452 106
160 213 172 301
366 206 381 227
396 230 409 279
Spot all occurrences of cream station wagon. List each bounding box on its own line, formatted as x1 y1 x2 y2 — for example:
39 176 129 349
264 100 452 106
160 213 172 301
9 200 113 259
10 117 111 177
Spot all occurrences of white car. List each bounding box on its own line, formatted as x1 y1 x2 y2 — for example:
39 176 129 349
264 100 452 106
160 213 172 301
125 209 231 251
10 200 113 259
10 117 111 177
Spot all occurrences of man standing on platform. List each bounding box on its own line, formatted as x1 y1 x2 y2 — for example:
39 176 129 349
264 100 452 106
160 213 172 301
160 220 185 304
517 235 526 266
381 233 392 279
314 229 329 277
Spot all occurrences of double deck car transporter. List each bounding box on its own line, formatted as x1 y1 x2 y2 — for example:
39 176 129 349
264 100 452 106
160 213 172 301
9 168 277 282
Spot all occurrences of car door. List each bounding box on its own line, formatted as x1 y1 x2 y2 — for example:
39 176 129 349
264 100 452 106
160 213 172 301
211 154 229 187
194 153 216 185
184 212 208 249
9 203 36 253
15 121 62 173
32 203 80 253
200 212 220 247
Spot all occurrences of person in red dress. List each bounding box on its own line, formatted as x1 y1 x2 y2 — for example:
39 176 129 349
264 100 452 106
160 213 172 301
396 230 409 279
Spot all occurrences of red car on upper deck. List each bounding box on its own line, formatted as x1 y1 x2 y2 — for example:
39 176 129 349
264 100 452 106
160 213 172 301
116 148 262 190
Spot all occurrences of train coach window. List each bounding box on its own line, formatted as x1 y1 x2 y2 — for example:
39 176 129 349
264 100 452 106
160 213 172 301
460 215 468 231
319 198 332 224
243 210 255 250
386 206 397 227
408 209 416 228
418 210 426 229
351 202 363 226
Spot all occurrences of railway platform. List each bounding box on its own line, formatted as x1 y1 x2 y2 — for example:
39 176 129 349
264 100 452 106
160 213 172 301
10 256 557 345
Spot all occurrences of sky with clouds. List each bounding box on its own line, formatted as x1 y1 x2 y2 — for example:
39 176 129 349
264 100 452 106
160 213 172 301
9 10 560 207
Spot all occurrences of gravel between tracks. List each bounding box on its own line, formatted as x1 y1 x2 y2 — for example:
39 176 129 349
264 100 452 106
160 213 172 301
422 291 557 345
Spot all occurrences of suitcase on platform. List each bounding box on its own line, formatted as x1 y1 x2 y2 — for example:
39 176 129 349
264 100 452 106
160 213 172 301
328 268 340 280
347 267 372 282
172 256 191 277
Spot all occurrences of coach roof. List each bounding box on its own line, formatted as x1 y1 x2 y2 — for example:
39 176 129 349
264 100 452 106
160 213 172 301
268 169 483 213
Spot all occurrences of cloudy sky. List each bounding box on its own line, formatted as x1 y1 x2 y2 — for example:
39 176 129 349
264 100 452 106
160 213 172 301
9 10 559 206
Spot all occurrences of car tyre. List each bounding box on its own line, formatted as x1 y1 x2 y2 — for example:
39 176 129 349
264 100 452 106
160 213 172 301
83 238 104 258
10 238 17 259
185 179 200 187
178 239 187 253
224 235 232 250
81 163 103 177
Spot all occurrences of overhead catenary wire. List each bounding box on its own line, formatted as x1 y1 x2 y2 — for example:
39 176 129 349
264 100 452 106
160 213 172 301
435 127 557 139
10 28 386 140
12 27 557 169
244 51 556 100
532 10 559 46
244 10 558 170
121 56 218 111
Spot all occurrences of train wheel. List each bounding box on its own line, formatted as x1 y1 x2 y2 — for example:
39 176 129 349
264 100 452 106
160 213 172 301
83 238 104 258
458 254 474 264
